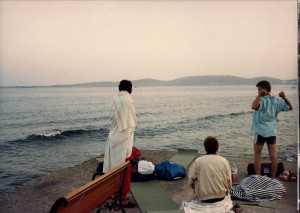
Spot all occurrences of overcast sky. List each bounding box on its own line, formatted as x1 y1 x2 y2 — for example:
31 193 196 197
0 0 297 86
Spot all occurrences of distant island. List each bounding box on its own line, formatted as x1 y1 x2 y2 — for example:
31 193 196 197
2 75 297 88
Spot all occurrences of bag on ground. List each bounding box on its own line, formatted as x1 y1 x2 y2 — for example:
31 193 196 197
131 158 156 182
154 161 186 180
247 162 284 177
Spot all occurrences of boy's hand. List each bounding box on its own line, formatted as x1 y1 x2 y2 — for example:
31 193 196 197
258 89 268 96
279 91 285 98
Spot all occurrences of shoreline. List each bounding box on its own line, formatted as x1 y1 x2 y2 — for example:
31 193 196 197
0 150 297 213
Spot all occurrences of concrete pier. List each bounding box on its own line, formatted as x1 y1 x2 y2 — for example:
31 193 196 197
0 150 297 213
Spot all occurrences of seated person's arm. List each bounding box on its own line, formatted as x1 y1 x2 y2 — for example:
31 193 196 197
188 162 197 189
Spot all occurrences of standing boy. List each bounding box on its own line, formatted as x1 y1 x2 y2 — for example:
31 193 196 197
252 80 293 178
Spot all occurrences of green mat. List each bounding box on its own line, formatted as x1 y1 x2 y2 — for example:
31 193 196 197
170 149 199 168
131 149 198 213
131 181 180 213
236 200 277 209
147 209 184 213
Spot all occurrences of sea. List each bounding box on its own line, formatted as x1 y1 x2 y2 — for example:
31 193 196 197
0 85 298 193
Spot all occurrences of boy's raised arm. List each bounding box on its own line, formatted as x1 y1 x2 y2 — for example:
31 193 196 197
279 91 293 110
252 94 262 110
252 89 268 110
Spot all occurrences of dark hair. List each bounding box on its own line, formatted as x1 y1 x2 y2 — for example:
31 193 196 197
119 80 132 94
204 136 219 154
256 80 271 92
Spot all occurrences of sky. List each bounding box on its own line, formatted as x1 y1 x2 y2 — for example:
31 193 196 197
0 0 297 87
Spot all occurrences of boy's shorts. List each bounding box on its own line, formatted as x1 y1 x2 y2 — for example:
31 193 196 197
254 132 276 145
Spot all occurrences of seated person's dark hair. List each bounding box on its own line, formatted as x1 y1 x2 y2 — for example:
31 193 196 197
204 136 219 154
119 80 132 94
256 80 271 92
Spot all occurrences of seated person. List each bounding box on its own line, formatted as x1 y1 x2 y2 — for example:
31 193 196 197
188 136 232 202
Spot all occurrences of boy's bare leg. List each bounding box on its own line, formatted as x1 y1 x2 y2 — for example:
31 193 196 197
267 144 278 178
254 144 264 175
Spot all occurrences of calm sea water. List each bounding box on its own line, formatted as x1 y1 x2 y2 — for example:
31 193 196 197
0 85 298 193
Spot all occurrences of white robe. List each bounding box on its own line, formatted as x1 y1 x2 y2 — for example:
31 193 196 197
103 91 137 173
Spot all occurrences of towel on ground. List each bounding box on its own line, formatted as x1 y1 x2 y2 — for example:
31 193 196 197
182 195 234 213
103 91 137 173
230 175 286 202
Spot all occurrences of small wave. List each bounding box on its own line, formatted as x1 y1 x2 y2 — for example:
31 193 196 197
281 153 298 162
135 111 253 138
137 112 157 117
200 111 252 121
4 128 109 146
41 129 62 137
26 130 64 141
284 156 296 161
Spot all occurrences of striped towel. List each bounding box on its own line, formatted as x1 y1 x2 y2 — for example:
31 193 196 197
112 91 137 131
103 91 137 173
230 175 286 202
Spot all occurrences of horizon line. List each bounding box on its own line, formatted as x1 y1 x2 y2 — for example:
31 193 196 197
0 75 297 88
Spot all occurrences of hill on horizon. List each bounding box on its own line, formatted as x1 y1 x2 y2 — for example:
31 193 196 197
4 75 297 88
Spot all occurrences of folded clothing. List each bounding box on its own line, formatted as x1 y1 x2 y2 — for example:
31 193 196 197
131 159 156 182
138 160 155 174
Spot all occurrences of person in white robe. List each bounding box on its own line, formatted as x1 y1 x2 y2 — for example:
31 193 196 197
103 79 137 206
